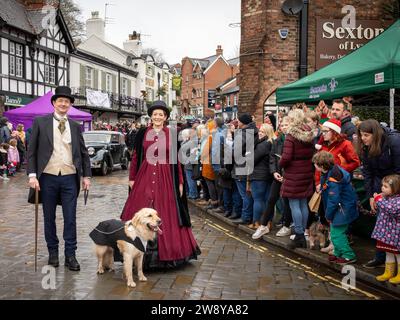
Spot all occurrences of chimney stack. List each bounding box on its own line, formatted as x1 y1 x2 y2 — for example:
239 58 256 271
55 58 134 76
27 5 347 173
86 11 105 41
216 45 223 56
123 31 142 57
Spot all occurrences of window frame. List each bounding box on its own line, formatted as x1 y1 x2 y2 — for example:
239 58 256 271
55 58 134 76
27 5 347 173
146 65 154 77
106 73 112 92
146 88 154 101
121 78 128 96
44 52 56 84
9 41 24 78
85 66 93 88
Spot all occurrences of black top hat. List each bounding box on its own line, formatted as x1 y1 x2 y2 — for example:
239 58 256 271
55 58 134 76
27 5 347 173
147 100 170 118
51 86 75 104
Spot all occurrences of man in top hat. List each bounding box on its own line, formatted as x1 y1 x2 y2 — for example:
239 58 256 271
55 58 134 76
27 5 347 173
27 86 91 271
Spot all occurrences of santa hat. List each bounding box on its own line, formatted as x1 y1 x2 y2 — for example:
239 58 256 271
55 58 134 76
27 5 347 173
322 119 341 134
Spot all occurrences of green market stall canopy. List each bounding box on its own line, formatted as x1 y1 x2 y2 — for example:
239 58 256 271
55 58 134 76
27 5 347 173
276 20 400 104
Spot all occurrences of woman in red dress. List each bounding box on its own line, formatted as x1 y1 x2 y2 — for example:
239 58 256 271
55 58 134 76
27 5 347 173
121 101 200 269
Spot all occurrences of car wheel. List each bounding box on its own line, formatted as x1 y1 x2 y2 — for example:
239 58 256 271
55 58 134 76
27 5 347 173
101 161 108 176
121 155 128 170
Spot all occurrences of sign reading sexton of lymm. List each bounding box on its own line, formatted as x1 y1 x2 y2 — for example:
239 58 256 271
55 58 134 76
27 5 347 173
316 18 385 69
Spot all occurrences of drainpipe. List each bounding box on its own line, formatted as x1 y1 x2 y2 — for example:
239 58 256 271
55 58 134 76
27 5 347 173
203 74 206 117
118 69 121 111
299 0 309 78
29 44 35 97
66 57 70 87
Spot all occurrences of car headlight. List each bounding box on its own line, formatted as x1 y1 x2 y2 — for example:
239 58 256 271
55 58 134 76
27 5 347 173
88 147 95 156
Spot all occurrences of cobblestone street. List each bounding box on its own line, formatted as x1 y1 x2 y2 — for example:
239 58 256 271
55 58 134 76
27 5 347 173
0 170 395 300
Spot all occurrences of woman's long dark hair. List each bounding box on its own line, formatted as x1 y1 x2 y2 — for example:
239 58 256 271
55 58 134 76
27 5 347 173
356 119 384 157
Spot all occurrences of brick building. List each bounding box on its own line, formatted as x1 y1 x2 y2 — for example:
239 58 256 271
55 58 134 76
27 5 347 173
180 45 239 117
215 76 239 120
239 0 395 122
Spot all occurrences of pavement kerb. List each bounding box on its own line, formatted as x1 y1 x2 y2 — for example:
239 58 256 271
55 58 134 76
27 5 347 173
189 199 400 298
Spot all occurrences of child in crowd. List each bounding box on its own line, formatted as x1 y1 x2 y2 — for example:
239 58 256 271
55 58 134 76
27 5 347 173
7 138 19 176
371 174 400 284
0 143 10 180
313 151 359 265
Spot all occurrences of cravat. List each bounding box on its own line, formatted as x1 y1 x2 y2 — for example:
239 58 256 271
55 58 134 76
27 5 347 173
58 118 66 134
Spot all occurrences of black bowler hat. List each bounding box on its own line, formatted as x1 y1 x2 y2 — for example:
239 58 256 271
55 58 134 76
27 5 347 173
51 86 75 104
147 100 170 118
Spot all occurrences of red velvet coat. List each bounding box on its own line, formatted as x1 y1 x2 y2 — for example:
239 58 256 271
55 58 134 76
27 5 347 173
121 126 199 262
280 125 315 199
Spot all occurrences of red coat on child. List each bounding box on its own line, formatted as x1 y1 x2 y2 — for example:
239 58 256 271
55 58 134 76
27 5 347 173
314 137 360 185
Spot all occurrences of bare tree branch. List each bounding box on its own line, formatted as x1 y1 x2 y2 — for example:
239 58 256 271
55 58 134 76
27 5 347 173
59 0 85 45
142 47 165 63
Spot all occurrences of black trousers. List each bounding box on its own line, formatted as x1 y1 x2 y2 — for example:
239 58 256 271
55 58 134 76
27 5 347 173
40 173 78 257
260 180 291 227
199 178 210 200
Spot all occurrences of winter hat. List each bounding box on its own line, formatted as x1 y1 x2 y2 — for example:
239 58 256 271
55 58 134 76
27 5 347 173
238 113 252 125
264 114 277 131
0 117 8 126
322 118 341 134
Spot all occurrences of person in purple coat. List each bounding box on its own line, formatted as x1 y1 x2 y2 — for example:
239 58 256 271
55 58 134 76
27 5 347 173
371 174 400 284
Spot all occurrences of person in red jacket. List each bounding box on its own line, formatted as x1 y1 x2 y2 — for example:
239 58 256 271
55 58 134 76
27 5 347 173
315 119 361 191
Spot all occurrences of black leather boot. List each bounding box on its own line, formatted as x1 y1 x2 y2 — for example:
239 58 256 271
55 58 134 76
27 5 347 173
48 254 59 267
287 233 307 250
224 211 232 218
65 255 80 271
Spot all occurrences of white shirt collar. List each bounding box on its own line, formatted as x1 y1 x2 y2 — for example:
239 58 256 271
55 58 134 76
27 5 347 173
54 112 68 121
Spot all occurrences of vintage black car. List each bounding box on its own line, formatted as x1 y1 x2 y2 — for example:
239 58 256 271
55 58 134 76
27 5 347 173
83 131 130 176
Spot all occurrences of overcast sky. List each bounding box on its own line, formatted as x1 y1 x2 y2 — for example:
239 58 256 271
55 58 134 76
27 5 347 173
76 0 241 64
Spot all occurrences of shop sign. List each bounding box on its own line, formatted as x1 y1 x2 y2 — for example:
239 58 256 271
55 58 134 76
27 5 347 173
316 18 384 69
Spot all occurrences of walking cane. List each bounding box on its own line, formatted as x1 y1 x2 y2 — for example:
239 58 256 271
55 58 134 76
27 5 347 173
34 188 39 272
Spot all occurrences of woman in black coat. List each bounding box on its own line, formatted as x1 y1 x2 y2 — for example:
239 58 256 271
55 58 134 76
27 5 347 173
356 119 400 268
248 124 275 229
252 117 292 239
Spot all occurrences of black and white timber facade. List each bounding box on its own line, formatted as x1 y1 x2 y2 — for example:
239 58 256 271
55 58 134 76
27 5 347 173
0 0 74 112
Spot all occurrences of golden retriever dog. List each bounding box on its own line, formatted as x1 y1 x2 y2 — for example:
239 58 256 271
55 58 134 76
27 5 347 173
90 208 162 288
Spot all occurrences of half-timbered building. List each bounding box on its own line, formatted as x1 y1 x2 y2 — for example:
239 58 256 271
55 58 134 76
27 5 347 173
0 0 74 112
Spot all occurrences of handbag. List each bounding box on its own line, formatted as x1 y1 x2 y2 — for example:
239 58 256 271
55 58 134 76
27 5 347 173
308 191 322 213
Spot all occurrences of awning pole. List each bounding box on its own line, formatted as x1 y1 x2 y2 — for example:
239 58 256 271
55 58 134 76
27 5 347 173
390 88 395 129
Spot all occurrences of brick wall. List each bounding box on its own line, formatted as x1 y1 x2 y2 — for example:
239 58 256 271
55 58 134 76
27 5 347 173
239 0 395 123
204 58 238 117
181 50 239 117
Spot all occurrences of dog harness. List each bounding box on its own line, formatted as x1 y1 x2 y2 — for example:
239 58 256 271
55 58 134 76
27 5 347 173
89 219 147 254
